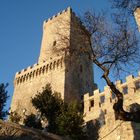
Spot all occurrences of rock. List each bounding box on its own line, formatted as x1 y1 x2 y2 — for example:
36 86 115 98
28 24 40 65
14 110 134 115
0 120 71 140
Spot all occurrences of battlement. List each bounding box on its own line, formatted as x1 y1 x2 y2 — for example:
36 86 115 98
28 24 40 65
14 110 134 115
43 6 90 36
14 56 64 86
44 7 71 23
84 72 140 122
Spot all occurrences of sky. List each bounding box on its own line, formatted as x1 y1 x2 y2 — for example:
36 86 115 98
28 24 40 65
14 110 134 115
0 0 112 111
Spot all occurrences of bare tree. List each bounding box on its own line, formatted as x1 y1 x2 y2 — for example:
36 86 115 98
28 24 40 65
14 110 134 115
47 7 140 123
110 0 140 14
82 9 140 122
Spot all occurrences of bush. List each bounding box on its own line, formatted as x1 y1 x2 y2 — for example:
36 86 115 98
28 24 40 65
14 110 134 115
32 84 86 140
24 114 42 129
0 83 9 120
56 101 86 140
9 111 21 123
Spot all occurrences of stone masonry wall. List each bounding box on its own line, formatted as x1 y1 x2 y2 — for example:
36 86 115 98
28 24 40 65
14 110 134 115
84 72 140 140
11 56 65 116
11 7 94 116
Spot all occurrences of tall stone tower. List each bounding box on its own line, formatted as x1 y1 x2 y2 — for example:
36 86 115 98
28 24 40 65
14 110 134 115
11 7 94 115
134 7 140 31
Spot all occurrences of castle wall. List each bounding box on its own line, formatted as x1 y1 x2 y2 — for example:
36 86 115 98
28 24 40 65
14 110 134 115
63 9 94 101
84 73 140 139
11 57 65 115
11 7 94 115
38 8 71 63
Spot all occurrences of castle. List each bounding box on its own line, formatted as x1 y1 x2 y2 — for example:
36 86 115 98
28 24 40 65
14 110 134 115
11 7 94 116
11 7 140 140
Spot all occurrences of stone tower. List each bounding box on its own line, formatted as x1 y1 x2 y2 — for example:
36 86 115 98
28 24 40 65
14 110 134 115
11 7 94 115
134 7 140 31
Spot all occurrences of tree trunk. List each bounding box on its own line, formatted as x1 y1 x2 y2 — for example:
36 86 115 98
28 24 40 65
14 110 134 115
93 58 140 123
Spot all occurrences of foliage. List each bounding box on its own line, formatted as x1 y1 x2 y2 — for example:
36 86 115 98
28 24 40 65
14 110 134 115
86 119 100 140
110 0 140 14
32 84 63 132
9 111 21 123
83 10 139 77
56 101 86 140
0 83 9 120
32 84 86 139
24 113 42 129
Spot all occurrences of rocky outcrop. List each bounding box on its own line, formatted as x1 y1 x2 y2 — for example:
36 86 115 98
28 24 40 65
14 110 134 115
0 120 71 140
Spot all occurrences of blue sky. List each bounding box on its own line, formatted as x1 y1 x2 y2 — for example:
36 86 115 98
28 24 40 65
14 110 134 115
0 0 111 110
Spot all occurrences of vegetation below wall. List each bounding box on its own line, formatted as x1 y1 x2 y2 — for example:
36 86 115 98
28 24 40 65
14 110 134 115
0 120 71 140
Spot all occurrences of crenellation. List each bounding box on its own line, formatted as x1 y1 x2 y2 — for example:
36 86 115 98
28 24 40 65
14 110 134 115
14 57 64 86
126 75 134 82
84 71 140 123
44 7 71 25
115 80 122 86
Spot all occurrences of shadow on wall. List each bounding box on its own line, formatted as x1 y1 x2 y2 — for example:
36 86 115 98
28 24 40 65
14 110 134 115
86 119 100 140
130 103 140 140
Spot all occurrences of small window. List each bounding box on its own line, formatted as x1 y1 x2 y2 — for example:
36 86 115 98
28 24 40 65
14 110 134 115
99 102 101 107
53 41 56 46
90 100 94 107
110 98 112 103
100 96 105 103
50 63 52 70
104 109 107 114
135 81 140 90
123 86 128 94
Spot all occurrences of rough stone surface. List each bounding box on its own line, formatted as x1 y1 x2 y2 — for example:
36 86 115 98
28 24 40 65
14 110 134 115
0 120 71 140
84 74 140 140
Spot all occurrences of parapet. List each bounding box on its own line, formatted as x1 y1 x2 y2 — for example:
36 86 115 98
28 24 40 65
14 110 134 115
84 72 140 116
42 6 90 37
14 57 64 86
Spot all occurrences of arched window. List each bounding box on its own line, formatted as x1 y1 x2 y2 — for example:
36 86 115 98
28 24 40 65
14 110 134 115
50 63 52 70
23 76 25 82
36 69 39 76
29 73 32 80
26 74 29 81
32 71 35 78
39 68 42 75
53 61 56 69
20 77 22 83
57 60 60 67
46 64 49 72
42 66 45 73
60 58 63 67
